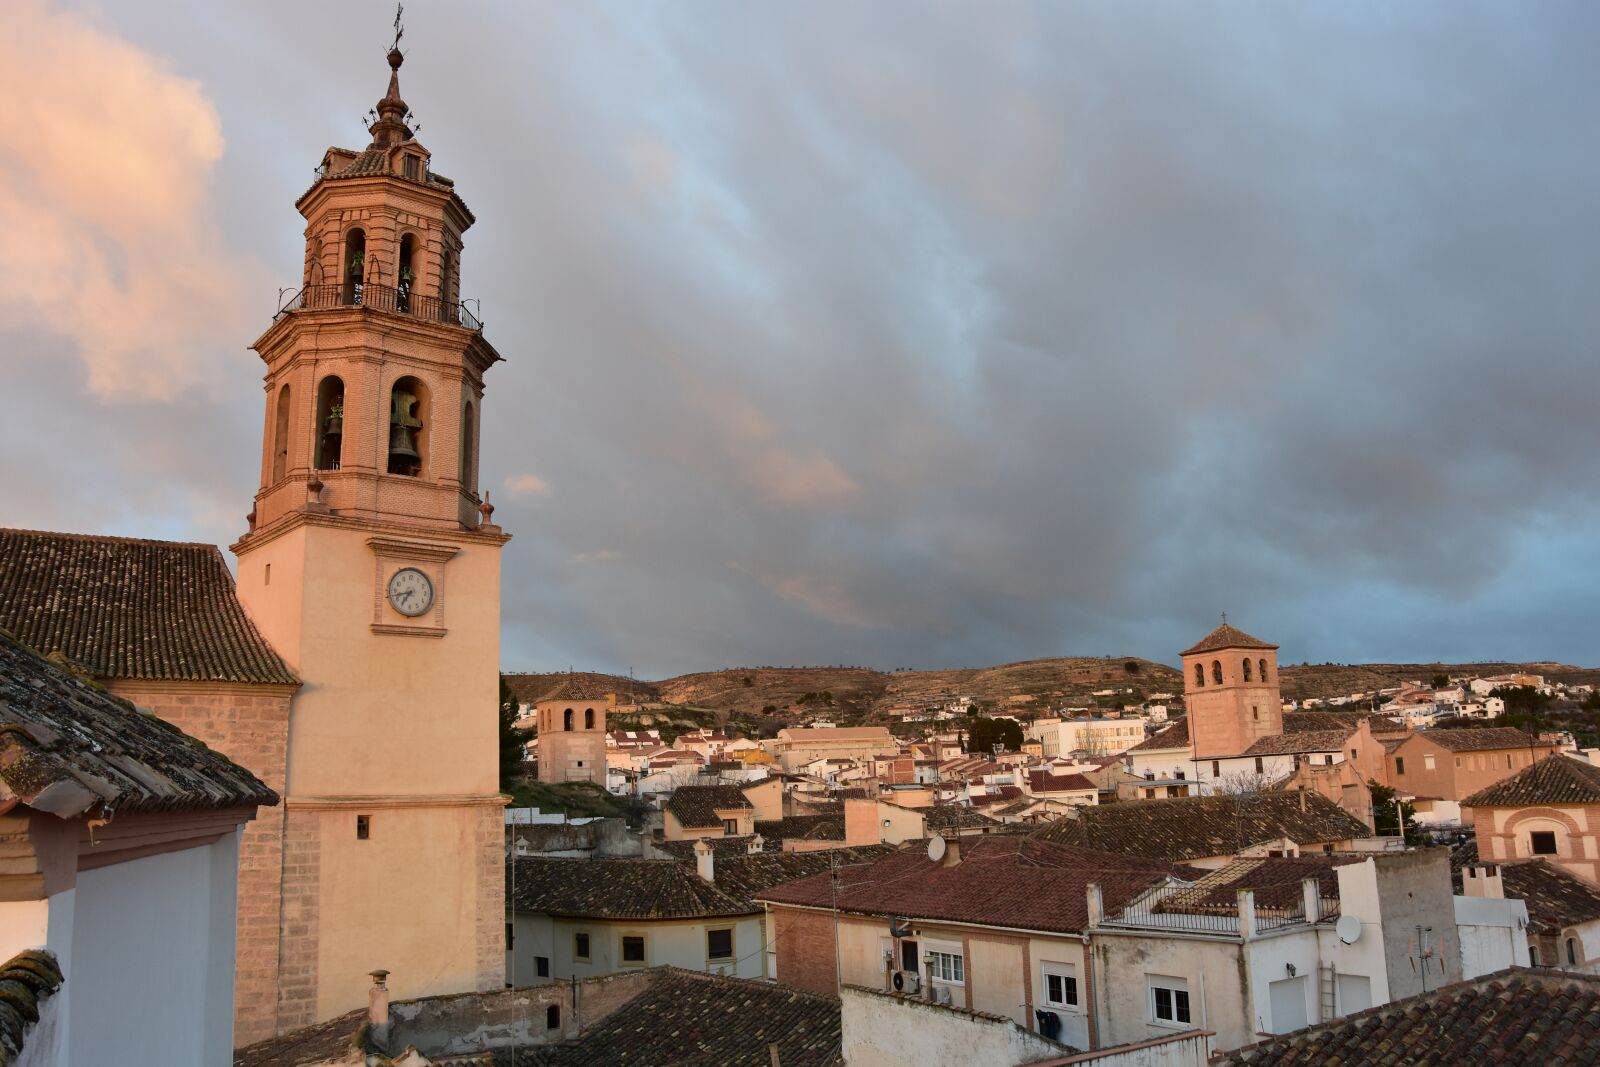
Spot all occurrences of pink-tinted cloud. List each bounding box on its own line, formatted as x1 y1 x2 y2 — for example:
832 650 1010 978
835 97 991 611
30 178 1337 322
0 0 262 400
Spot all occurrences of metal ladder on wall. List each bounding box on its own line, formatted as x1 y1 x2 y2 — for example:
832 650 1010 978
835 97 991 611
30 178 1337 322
1319 962 1337 1022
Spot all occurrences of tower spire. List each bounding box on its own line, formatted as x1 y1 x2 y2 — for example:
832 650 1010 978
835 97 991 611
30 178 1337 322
369 4 411 147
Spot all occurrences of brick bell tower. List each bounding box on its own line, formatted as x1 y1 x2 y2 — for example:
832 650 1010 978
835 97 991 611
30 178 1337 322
231 37 508 1039
1181 620 1282 761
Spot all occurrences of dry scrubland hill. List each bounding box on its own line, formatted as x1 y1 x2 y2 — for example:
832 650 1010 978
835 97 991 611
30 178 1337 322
506 659 1600 724
1279 661 1600 702
649 657 1183 719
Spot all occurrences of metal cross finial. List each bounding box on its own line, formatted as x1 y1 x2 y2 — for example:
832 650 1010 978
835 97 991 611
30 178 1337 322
1221 612 1228 626
392 3 405 52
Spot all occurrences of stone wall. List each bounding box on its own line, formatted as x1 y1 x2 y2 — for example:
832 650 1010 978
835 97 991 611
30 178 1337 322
385 971 652 1057
109 678 295 1047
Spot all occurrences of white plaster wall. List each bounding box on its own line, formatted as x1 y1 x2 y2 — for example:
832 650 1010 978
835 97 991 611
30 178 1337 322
1072 1032 1213 1067
1454 896 1530 978
66 835 239 1066
509 913 764 984
840 986 1064 1067
1244 932 1320 1033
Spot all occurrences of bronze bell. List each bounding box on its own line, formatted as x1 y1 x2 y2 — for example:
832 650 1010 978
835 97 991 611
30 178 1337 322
388 390 423 470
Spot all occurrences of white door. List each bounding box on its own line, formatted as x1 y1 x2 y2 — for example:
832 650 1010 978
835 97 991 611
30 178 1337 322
1336 973 1372 1015
1268 975 1309 1033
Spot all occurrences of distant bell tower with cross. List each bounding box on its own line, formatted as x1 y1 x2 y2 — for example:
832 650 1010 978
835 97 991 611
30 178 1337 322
230 8 510 1041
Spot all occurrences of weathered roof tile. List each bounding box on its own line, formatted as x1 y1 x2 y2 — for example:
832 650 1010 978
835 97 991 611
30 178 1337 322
0 528 295 685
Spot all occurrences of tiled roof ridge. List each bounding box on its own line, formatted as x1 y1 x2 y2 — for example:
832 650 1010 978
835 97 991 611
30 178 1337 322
1215 969 1600 1065
1462 752 1600 808
1182 623 1279 655
0 525 223 551
0 949 63 1061
0 629 279 815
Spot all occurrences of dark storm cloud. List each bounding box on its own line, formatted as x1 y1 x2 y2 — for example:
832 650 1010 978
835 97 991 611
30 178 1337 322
6 1 1599 674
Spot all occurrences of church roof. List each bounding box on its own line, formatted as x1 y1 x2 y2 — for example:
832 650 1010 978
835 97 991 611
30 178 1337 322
1462 753 1600 808
0 629 278 816
0 528 296 686
1183 623 1279 655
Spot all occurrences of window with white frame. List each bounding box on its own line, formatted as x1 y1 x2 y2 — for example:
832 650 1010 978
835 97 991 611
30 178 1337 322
1148 975 1192 1026
1042 964 1078 1009
929 950 964 984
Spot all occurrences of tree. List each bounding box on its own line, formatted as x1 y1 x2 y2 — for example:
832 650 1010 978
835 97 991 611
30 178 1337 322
963 716 1024 754
498 675 526 791
1431 673 1450 689
1368 781 1428 846
1124 660 1142 675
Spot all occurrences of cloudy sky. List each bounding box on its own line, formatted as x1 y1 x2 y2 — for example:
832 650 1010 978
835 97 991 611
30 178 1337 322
4 1 1598 676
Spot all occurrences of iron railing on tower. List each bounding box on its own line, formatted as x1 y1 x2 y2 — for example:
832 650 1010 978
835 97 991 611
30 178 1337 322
273 283 483 331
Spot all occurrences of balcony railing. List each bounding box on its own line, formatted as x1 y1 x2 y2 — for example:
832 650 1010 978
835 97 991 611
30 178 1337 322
274 283 483 331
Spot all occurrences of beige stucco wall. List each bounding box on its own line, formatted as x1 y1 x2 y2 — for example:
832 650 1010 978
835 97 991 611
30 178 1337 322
236 519 506 1030
508 912 765 983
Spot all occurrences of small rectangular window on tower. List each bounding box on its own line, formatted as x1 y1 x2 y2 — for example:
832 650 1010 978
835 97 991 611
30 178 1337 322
264 563 271 585
356 814 371 840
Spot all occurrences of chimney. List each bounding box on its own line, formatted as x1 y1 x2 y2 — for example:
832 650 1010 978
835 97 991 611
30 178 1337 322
694 838 715 883
368 969 391 1045
1301 877 1320 923
1463 863 1504 899
940 837 962 867
1086 882 1103 927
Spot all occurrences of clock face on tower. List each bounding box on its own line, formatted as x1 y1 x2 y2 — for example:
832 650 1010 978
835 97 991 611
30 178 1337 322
386 567 435 617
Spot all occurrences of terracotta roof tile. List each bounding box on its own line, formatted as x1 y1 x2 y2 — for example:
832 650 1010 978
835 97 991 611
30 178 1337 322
1462 753 1600 807
522 968 840 1067
711 846 896 906
1497 860 1600 933
0 528 295 685
507 857 753 920
0 950 61 1062
1182 623 1278 655
0 631 278 815
1242 729 1356 756
1420 727 1548 752
665 784 753 828
1154 855 1365 916
1027 770 1099 793
1216 971 1600 1066
923 803 1002 831
1031 791 1370 863
757 836 1176 934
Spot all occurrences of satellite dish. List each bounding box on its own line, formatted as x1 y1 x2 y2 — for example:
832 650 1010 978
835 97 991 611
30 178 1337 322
927 835 947 862
1336 914 1362 944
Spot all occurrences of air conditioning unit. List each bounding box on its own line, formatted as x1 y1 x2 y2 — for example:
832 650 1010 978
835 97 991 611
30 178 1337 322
890 969 921 995
935 986 953 1006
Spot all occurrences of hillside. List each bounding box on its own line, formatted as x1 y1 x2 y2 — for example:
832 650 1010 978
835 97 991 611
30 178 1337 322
1279 661 1600 702
506 657 1599 728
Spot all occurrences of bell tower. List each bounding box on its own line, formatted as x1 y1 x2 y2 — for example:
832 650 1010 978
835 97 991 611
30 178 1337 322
1181 620 1282 761
232 35 509 1038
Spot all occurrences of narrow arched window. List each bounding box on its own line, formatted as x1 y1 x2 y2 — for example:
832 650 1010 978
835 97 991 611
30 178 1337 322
460 400 476 492
1568 938 1579 965
397 233 418 312
584 708 594 730
315 375 345 470
271 384 292 482
1242 659 1253 682
388 376 428 476
1194 663 1205 688
1259 658 1269 682
1212 660 1223 685
344 228 367 305
563 708 573 732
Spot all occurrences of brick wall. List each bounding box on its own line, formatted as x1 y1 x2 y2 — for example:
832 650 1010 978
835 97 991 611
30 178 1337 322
108 679 294 1047
772 906 839 995
275 806 323 1033
473 800 507 990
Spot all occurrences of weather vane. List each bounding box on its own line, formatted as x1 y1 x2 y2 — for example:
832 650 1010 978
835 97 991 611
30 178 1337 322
391 3 405 53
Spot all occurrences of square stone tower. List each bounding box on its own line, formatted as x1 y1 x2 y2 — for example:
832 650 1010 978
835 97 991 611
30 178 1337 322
231 42 508 1038
1181 621 1282 760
